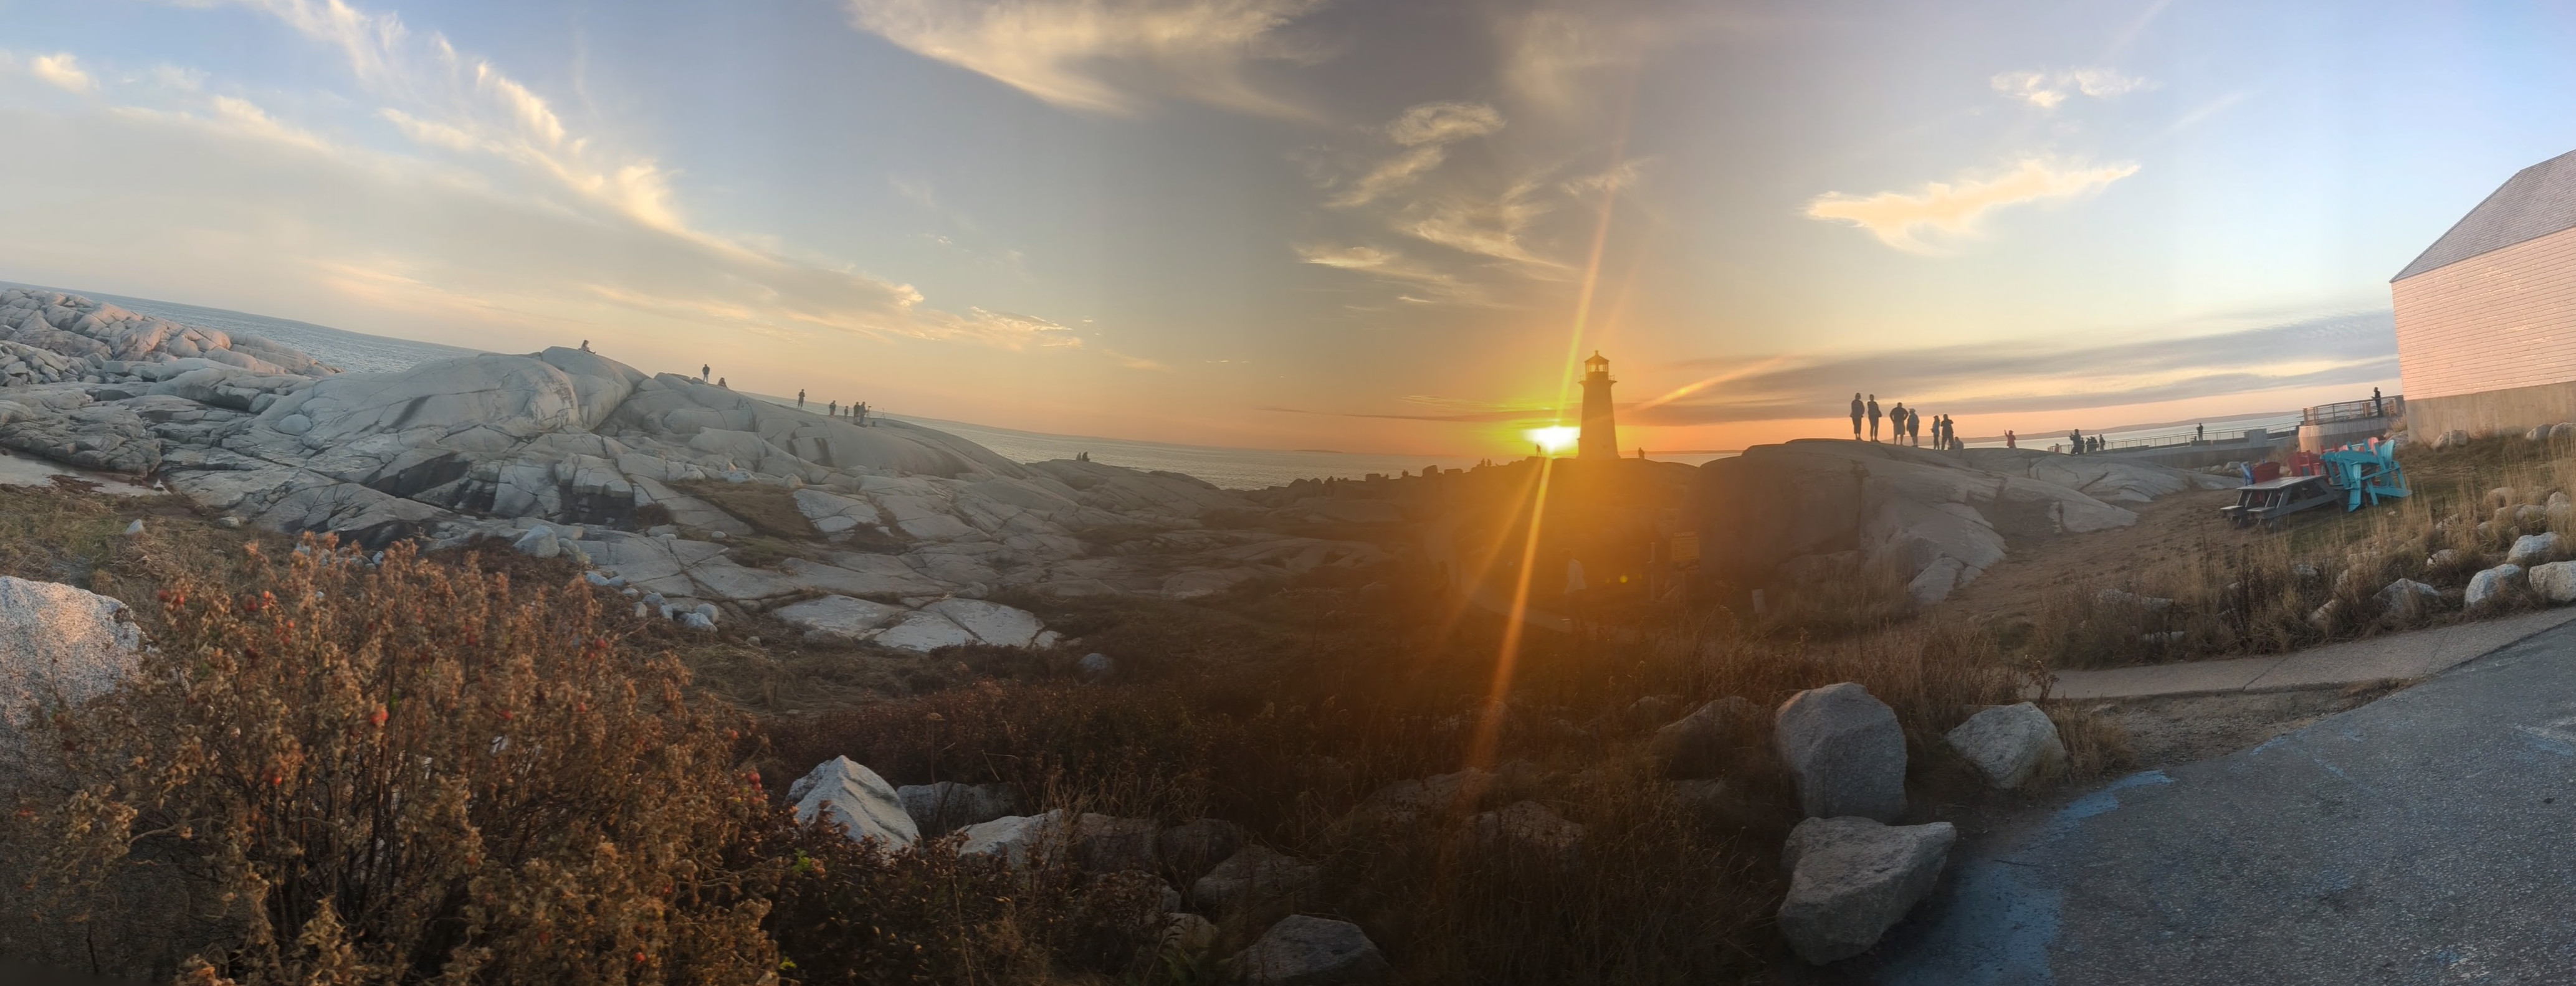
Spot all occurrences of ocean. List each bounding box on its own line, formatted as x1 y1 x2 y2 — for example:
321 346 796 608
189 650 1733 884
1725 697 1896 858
12 283 1716 489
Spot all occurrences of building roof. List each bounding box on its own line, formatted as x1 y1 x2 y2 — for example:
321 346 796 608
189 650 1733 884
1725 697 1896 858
2395 148 2576 282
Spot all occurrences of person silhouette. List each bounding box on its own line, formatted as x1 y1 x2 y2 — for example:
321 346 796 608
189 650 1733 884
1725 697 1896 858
2006 429 2017 449
1868 396 1882 442
580 339 591 352
700 364 710 381
2373 386 2384 417
717 377 728 389
1891 403 1909 445
828 400 837 417
1850 392 1864 440
2069 429 2083 455
798 389 806 409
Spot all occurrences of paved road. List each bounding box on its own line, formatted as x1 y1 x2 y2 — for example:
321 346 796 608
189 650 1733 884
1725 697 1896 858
1867 619 2576 984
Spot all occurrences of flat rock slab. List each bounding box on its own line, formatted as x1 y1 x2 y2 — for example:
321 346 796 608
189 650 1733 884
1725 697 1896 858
1867 619 2576 984
2041 607 2576 700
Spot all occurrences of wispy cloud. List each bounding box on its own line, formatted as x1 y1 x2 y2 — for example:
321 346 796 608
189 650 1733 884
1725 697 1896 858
1328 102 1502 208
844 0 1327 116
1631 311 2397 425
1805 156 2140 253
1990 67 2153 109
1396 178 1565 270
29 52 94 93
14 0 1093 359
1295 242 1486 303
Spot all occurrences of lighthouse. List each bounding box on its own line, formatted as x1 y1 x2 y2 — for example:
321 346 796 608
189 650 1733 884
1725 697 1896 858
1578 351 1618 460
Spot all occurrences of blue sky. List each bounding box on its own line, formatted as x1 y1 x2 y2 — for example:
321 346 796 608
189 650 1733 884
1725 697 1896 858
0 0 2569 453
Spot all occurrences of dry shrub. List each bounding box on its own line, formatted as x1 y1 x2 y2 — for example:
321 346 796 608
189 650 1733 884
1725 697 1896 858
2045 706 2137 782
3 539 781 984
762 602 2029 983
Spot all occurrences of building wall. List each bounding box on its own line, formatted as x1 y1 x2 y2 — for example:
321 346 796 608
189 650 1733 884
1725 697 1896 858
2393 224 2576 423
2404 379 2576 438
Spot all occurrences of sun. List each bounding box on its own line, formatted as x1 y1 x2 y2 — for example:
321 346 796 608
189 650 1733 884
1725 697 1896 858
1526 425 1580 454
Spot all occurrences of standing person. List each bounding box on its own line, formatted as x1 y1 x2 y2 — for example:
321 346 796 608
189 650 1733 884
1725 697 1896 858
1850 392 1865 440
798 389 806 409
2373 387 2384 417
1907 407 1921 446
1939 414 1952 450
1867 396 1882 442
2069 429 2083 455
856 402 869 426
827 399 837 417
700 364 710 381
2006 429 2017 449
1890 403 1907 445
2195 422 2205 443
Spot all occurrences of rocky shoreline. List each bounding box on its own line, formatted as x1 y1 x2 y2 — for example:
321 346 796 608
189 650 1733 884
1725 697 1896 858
0 288 1396 650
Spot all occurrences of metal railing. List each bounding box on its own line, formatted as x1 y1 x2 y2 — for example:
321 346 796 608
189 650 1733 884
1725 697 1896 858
2303 395 2403 426
2097 428 2273 452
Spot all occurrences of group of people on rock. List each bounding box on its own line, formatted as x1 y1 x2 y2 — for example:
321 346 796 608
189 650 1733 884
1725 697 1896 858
1848 393 1964 450
2066 429 2105 454
794 389 871 424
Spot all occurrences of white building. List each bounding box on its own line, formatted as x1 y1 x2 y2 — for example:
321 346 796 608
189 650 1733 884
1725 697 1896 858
2392 148 2576 437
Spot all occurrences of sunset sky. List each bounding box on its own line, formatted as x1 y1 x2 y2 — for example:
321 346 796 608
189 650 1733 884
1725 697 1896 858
1 0 2572 456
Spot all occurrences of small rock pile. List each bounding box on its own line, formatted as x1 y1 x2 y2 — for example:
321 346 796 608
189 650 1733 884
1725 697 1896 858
791 753 1386 984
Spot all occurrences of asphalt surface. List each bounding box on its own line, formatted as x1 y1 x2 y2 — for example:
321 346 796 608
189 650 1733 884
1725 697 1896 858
1863 619 2576 985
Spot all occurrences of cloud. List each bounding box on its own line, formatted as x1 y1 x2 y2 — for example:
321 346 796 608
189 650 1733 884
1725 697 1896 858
1990 67 2153 109
1294 242 1485 303
1327 102 1503 208
843 0 1327 116
29 53 94 93
1804 157 2140 253
1397 178 1564 269
1629 311 2397 425
0 1 1093 361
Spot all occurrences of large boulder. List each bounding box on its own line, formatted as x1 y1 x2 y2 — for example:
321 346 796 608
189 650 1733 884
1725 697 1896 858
1942 703 2066 790
2379 577 2443 615
2508 532 2563 567
2531 562 2576 605
1648 696 1758 779
896 781 1022 836
254 353 590 448
1192 845 1321 916
1774 683 1907 822
0 577 144 748
789 756 920 850
1777 817 1957 964
958 810 1069 869
1692 441 2186 599
1225 915 1390 986
2466 564 2526 610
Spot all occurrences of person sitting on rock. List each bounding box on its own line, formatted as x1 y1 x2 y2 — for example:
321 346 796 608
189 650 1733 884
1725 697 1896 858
718 377 728 389
580 339 591 352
